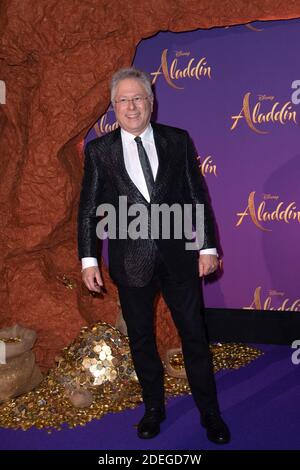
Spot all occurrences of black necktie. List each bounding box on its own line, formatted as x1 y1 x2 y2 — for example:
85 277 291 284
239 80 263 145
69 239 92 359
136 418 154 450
135 136 155 197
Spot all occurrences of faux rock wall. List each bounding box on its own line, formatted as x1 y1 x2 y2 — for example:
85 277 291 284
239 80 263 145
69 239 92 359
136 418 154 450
1 0 299 370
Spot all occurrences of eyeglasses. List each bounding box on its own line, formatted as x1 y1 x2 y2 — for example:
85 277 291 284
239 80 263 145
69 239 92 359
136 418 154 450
113 96 150 106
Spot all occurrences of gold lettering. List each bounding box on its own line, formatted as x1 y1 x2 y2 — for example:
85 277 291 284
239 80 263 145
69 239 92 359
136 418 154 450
236 192 270 231
269 290 284 296
237 192 300 229
263 297 272 310
257 201 300 224
197 155 217 177
244 286 262 309
290 300 300 311
151 49 183 89
175 51 190 57
263 194 279 200
94 114 118 136
253 101 297 125
258 94 274 101
231 93 267 133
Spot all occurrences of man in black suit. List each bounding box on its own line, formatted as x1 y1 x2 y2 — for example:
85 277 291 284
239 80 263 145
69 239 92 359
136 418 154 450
78 67 230 444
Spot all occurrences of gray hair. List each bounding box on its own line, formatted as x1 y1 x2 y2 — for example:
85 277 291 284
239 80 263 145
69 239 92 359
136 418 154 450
110 67 153 102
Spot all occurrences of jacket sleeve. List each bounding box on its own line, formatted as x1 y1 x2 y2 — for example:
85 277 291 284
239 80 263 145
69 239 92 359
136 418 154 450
183 131 218 250
77 141 104 259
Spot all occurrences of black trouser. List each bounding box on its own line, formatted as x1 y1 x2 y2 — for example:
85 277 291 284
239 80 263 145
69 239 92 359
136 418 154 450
117 251 220 416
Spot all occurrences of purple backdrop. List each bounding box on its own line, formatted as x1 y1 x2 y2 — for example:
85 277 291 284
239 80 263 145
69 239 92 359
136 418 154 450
85 19 300 312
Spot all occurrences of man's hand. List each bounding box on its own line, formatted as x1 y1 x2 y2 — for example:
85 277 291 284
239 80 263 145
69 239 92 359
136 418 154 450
82 266 103 293
198 254 219 277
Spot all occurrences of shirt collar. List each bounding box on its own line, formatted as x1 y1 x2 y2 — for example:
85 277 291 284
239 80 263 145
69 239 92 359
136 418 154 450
121 124 153 145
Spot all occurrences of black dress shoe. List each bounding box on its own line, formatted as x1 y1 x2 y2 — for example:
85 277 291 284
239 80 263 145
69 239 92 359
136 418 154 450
137 407 166 439
201 412 231 444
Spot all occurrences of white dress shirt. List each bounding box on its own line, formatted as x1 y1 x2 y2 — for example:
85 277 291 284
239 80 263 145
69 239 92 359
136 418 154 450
81 124 217 270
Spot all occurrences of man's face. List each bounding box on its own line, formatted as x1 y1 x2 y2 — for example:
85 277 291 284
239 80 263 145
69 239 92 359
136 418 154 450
113 78 153 135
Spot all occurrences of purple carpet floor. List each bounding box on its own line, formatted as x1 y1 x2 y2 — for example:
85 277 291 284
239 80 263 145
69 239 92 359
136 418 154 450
0 344 299 450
